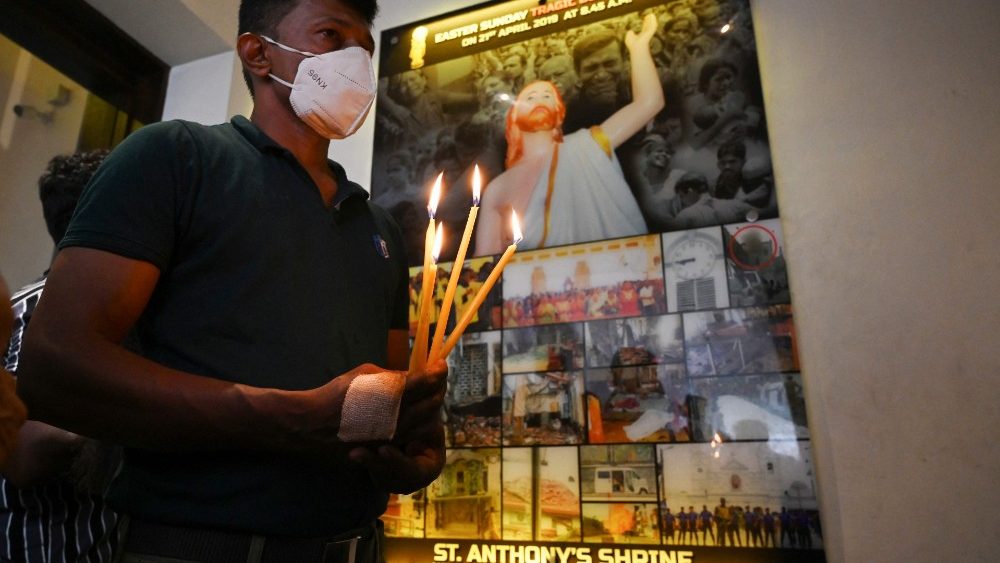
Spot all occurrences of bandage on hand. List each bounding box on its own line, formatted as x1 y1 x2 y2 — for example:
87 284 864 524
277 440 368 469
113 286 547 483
337 371 406 442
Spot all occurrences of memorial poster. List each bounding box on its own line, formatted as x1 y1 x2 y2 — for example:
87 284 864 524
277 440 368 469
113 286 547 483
377 1 825 561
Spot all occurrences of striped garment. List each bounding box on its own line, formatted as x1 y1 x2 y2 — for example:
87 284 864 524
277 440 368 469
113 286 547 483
2 278 119 562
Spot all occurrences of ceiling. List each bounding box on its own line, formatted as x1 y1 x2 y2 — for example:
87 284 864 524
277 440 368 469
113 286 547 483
81 0 479 68
84 0 239 66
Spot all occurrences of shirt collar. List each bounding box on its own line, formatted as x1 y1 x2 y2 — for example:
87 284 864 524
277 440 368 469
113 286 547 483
231 116 370 206
329 160 369 207
231 115 283 152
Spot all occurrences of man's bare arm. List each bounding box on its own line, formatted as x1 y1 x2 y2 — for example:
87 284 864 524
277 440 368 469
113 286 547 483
16 248 432 456
600 14 665 149
2 422 83 487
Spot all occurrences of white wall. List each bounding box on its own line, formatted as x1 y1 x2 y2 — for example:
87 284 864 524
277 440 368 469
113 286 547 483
163 51 247 125
751 0 1000 561
160 1 1000 561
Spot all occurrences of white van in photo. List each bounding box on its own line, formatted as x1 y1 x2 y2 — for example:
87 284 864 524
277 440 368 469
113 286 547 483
593 466 653 496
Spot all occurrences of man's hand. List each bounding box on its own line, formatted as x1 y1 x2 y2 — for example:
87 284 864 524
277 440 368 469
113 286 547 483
398 358 448 436
625 13 658 54
288 363 395 450
2 422 85 488
348 422 445 494
348 359 448 493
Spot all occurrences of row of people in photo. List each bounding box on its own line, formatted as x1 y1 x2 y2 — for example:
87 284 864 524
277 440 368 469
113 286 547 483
663 501 820 549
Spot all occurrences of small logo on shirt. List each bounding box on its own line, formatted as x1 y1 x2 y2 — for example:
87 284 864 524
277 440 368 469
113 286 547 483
373 235 390 259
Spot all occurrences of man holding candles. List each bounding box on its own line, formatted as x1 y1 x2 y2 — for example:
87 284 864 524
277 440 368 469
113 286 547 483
475 13 665 255
15 1 445 562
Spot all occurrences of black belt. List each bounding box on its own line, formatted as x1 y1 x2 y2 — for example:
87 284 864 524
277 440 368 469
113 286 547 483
120 517 382 563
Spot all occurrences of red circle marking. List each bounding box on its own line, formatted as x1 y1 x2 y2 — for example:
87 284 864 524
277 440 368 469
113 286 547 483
728 224 779 270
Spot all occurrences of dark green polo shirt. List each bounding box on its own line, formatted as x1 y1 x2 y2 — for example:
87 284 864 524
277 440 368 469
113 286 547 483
61 116 409 536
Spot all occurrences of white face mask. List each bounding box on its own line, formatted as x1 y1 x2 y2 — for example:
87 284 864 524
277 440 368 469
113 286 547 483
262 36 376 139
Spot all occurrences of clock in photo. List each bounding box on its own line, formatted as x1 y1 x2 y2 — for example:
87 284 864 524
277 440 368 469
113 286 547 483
663 227 729 313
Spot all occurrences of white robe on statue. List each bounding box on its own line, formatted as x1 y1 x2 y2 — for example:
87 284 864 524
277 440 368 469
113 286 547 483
520 127 647 250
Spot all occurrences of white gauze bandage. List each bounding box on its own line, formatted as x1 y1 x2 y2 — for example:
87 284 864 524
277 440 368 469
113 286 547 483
337 371 406 442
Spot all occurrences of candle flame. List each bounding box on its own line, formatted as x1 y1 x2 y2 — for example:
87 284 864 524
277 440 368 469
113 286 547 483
428 173 443 218
432 222 443 261
720 23 731 33
510 210 522 244
472 164 482 206
710 432 723 449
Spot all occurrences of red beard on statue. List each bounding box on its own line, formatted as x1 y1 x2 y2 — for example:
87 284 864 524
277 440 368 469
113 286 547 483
514 104 559 132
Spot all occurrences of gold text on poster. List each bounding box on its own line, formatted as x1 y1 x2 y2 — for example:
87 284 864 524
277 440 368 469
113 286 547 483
433 0 634 49
432 542 695 563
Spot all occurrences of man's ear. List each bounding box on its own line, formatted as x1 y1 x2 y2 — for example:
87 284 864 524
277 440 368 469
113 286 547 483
237 33 271 81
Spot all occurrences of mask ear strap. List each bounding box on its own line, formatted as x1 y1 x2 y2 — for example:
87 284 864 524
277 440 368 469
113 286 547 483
260 35 318 57
260 35 308 89
268 73 295 89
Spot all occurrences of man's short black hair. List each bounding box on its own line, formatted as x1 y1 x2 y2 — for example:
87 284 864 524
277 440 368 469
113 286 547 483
571 29 624 73
503 52 527 65
675 172 709 195
641 133 672 156
238 0 379 95
38 150 109 244
717 139 746 161
238 0 378 37
698 58 738 94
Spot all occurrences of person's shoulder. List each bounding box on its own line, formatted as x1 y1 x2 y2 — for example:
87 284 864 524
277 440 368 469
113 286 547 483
480 171 516 206
107 120 206 160
366 199 397 227
125 119 205 142
110 120 188 154
124 119 241 149
366 200 407 246
562 126 621 162
96 120 243 181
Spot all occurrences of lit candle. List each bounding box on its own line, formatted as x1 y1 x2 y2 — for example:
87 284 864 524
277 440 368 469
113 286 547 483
410 224 443 373
429 165 482 362
420 173 443 276
433 211 521 362
409 175 442 373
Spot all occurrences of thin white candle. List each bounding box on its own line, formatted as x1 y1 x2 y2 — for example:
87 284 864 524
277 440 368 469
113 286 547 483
434 211 521 362
411 224 443 373
430 165 482 362
409 174 442 372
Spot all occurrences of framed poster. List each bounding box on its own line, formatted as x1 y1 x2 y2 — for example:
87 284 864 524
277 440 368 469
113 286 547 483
376 1 826 562
372 0 777 266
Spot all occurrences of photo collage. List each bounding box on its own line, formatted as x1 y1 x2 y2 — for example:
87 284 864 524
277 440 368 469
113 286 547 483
392 221 821 550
